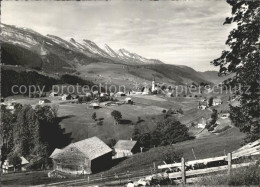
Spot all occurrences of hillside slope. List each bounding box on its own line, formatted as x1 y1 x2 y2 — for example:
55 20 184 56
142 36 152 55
199 71 234 84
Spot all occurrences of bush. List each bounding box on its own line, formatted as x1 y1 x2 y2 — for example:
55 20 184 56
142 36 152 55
163 147 183 164
162 109 166 113
205 124 211 129
96 121 103 126
208 126 214 131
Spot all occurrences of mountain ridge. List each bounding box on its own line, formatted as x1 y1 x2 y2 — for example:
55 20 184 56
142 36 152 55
0 23 211 85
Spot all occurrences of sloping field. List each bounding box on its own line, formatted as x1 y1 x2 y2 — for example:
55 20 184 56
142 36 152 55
102 127 245 175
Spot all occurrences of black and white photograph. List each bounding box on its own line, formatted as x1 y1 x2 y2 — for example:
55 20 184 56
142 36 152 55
0 0 259 186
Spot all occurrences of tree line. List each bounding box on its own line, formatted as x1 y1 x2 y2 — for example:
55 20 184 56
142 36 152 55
0 104 72 169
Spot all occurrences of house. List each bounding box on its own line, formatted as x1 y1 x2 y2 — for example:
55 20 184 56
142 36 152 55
125 97 132 104
100 93 108 97
2 157 29 173
89 103 100 109
115 92 126 97
49 91 59 97
198 101 207 110
61 94 73 101
220 110 230 119
49 136 112 175
113 140 138 159
198 117 207 128
39 99 51 105
213 98 222 106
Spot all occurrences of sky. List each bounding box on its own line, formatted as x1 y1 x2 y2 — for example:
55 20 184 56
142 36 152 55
2 0 234 71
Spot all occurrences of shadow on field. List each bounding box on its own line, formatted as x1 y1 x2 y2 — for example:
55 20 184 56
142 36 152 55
119 119 133 125
56 115 75 123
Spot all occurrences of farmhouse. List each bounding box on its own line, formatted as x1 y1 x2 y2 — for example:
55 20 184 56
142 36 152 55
115 92 126 97
50 136 112 175
212 98 222 106
198 117 207 128
61 94 73 101
49 91 59 97
220 110 230 119
125 97 132 104
89 102 100 109
39 99 51 105
198 101 207 110
2 157 29 174
113 140 138 159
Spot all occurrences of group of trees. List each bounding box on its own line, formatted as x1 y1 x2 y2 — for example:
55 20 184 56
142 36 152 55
212 0 260 142
111 110 122 125
205 109 218 131
1 69 95 97
132 118 193 149
0 104 71 169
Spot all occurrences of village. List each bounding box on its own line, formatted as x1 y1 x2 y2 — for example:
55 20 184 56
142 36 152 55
1 79 241 180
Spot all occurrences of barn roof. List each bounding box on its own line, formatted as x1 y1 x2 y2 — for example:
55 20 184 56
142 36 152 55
49 148 62 158
213 98 222 102
114 140 137 151
50 137 112 161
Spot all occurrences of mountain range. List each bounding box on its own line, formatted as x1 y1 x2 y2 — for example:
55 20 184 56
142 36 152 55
0 23 230 86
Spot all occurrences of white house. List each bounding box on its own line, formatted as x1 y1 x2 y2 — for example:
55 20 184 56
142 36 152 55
61 94 73 101
113 140 138 159
198 118 207 128
213 98 222 106
49 91 59 97
125 97 132 104
198 101 207 110
115 92 126 97
39 99 51 105
89 102 100 109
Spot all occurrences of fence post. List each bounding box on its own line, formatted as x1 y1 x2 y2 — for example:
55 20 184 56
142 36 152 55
228 153 232 176
181 157 186 186
88 175 89 183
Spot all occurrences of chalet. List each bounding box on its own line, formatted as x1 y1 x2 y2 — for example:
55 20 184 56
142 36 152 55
2 157 29 174
220 110 230 119
198 101 207 110
115 92 126 97
89 103 100 109
39 99 51 105
49 91 59 97
113 140 138 159
61 94 73 101
125 97 132 104
198 117 207 128
50 137 112 175
212 98 222 106
100 93 108 97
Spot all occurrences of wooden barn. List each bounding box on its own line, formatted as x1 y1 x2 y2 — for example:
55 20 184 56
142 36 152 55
113 140 138 159
49 136 112 175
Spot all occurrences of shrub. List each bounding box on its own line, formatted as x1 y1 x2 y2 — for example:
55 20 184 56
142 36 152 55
163 147 183 164
96 121 103 126
162 109 166 113
205 124 211 129
208 126 214 131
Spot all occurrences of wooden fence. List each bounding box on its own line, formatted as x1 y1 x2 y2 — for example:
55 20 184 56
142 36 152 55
47 139 259 186
158 139 260 185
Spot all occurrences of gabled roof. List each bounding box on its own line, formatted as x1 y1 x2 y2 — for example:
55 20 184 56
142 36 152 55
213 98 222 102
114 140 137 151
50 137 112 161
49 148 62 158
